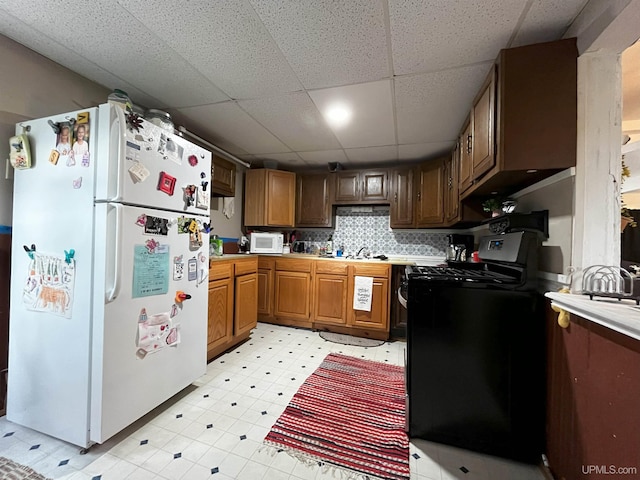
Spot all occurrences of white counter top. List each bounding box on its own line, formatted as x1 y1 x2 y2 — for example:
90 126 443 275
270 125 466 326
545 292 640 341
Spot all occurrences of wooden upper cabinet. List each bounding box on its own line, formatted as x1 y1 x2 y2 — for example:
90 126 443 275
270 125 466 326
461 38 577 198
445 148 460 225
415 158 445 227
244 169 295 227
211 155 236 197
296 173 333 227
361 170 388 202
459 119 473 194
334 170 389 204
335 172 360 202
390 168 415 228
471 68 496 182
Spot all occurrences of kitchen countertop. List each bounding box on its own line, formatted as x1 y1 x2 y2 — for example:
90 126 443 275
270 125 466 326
211 253 445 266
545 291 640 341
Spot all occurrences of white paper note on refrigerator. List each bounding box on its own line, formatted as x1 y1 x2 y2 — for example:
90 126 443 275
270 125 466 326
353 276 373 311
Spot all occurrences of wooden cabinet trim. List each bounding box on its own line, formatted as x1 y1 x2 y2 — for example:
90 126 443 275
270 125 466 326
234 257 258 276
275 258 313 273
209 262 233 281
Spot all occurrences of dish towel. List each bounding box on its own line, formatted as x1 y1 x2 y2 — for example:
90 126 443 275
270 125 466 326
223 197 235 219
353 276 374 311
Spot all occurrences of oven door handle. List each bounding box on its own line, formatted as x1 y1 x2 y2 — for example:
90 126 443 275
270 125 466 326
397 287 407 309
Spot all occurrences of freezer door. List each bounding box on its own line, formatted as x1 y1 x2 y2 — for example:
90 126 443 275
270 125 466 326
91 203 209 443
95 104 212 215
7 107 98 448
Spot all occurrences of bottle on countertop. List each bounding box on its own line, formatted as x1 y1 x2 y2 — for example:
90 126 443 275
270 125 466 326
326 234 333 255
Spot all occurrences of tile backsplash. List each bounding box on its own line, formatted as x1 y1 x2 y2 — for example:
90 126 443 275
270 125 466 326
297 206 448 257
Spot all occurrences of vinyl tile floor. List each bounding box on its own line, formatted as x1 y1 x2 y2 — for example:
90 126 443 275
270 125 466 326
0 322 547 480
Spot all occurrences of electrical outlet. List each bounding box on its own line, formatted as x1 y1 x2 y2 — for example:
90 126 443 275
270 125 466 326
5 158 13 180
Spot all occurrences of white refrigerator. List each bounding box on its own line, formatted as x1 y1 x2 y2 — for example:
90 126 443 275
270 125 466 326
8 104 211 448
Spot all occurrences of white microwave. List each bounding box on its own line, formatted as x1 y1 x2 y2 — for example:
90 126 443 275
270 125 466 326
249 232 284 254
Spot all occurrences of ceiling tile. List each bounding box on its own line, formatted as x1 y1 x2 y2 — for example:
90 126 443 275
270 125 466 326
176 102 291 155
118 0 303 100
389 0 529 74
298 150 349 166
253 152 308 168
0 9 161 109
398 142 455 161
395 64 492 144
238 92 341 151
308 80 395 149
249 0 389 89
511 0 589 47
344 146 398 166
2 1 229 108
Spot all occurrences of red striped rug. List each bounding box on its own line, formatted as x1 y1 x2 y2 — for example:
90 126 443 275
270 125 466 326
264 353 409 480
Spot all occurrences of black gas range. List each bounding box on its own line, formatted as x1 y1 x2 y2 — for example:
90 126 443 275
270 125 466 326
407 230 540 290
405 230 545 464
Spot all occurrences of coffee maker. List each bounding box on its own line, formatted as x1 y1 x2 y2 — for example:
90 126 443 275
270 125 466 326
446 234 475 263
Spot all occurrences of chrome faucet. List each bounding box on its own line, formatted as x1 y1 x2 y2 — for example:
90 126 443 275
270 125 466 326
356 246 371 258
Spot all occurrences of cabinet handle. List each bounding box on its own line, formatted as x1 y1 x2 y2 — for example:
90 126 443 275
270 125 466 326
417 191 421 201
394 192 398 203
467 134 472 154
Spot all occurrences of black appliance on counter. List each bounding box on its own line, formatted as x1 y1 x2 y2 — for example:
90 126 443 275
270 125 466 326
406 230 545 464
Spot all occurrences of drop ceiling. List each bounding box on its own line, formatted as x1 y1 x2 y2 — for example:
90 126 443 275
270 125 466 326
0 0 617 170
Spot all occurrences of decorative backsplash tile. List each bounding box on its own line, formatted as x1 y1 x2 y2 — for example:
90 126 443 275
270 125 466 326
297 207 448 256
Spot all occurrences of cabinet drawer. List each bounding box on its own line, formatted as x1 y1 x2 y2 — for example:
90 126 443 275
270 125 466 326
315 261 349 275
209 262 233 280
258 256 276 269
235 257 258 276
351 263 391 278
276 258 312 273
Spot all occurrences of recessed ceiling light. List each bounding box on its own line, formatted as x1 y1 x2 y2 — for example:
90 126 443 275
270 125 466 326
324 103 352 129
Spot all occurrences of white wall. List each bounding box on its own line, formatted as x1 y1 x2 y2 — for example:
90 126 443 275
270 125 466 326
208 166 245 240
0 34 111 227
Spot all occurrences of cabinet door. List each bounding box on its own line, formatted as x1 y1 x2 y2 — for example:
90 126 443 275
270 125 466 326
415 159 445 227
211 155 236 197
274 271 311 321
235 273 258 336
257 268 273 317
471 68 496 181
459 120 473 193
349 277 389 331
361 170 388 202
445 150 460 224
313 274 348 325
208 278 233 358
296 174 332 227
334 172 360 203
390 168 414 228
266 170 295 227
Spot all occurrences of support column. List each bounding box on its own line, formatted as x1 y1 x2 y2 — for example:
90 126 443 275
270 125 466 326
571 50 622 290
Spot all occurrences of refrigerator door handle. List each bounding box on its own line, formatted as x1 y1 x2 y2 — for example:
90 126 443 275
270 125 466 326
105 203 123 303
109 105 126 202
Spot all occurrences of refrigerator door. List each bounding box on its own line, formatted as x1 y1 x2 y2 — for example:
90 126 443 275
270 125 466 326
91 203 209 443
95 104 212 215
7 107 99 447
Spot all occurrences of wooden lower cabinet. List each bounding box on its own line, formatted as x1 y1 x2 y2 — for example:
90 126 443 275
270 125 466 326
349 277 389 330
274 271 311 322
235 273 258 336
207 278 233 355
313 274 348 325
207 257 258 360
258 256 391 339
